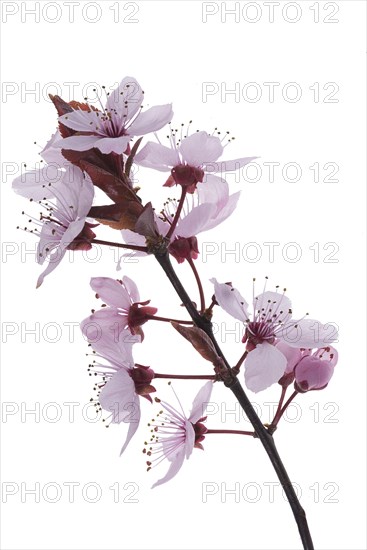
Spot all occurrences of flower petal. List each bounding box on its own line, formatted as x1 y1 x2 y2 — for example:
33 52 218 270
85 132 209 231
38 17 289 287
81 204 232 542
122 275 140 303
281 318 338 349
59 135 103 152
36 218 86 288
93 136 130 155
210 278 248 322
152 446 186 489
120 397 141 455
244 343 287 393
202 192 240 232
134 141 179 171
294 356 334 391
76 174 94 218
81 308 126 342
189 381 214 423
36 248 66 288
59 109 102 133
315 346 338 367
41 131 68 166
12 167 65 200
275 341 303 374
99 369 137 422
90 277 131 310
179 132 223 166
106 76 144 120
254 291 292 323
197 175 229 210
175 203 217 238
84 323 138 368
204 156 258 173
129 104 173 136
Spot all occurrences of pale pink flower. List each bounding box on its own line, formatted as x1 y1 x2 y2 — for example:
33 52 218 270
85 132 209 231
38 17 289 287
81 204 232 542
120 178 240 263
211 279 338 393
135 128 256 193
81 276 158 338
86 328 155 454
144 381 213 488
57 77 173 154
23 166 94 287
12 131 69 201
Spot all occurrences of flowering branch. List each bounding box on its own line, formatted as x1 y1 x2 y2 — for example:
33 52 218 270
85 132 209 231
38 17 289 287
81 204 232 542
154 250 314 550
12 74 339 550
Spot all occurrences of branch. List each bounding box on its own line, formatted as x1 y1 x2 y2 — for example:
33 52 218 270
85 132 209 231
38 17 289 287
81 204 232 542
154 251 314 550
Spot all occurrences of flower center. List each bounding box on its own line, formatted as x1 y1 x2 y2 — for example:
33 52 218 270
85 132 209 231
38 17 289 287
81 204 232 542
244 321 275 349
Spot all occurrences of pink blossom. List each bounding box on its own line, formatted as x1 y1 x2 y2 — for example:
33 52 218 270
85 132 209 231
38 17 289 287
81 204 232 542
211 279 338 393
81 276 158 338
86 328 155 454
144 381 213 488
135 128 256 193
20 166 95 287
12 131 70 201
57 77 173 154
120 178 240 263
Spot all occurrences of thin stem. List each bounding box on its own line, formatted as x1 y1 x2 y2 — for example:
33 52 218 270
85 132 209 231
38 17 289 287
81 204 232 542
270 390 299 432
147 315 193 325
154 251 314 550
187 256 206 313
206 299 216 312
270 385 288 428
92 239 148 252
154 373 216 380
165 188 187 240
233 349 248 374
206 429 256 437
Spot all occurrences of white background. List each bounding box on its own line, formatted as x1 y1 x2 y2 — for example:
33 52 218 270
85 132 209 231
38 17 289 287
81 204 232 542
1 1 366 549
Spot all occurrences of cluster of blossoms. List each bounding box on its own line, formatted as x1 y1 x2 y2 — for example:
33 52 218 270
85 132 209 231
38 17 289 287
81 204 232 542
13 76 338 488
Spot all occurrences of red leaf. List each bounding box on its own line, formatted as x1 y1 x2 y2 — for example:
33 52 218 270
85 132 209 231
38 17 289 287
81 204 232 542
89 202 144 231
171 323 220 364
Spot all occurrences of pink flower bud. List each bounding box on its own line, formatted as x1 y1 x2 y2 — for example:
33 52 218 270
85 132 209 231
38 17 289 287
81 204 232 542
294 355 335 393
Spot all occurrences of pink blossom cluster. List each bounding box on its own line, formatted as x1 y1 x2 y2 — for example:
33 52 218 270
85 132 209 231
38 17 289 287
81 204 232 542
12 75 339 489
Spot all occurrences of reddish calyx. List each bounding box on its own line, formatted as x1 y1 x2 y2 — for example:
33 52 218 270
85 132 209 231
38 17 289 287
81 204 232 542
130 364 156 402
128 301 158 333
193 417 208 450
67 222 98 251
165 164 204 194
168 236 199 263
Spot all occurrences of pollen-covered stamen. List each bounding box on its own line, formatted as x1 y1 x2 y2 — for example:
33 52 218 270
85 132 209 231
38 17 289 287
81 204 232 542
245 282 300 347
160 193 200 225
211 127 235 147
143 405 187 472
